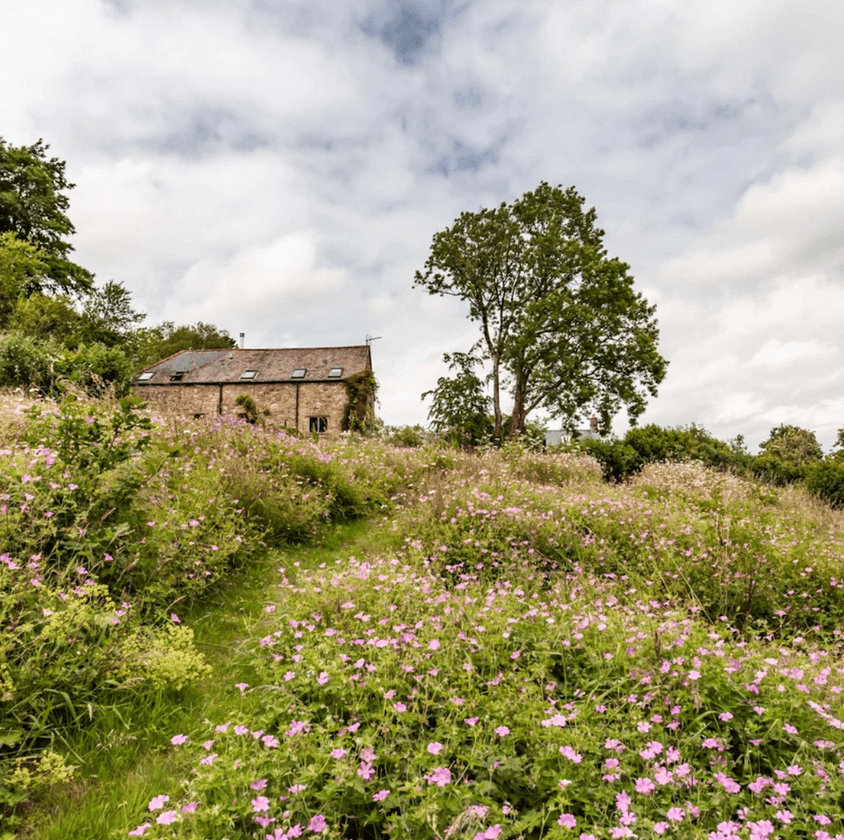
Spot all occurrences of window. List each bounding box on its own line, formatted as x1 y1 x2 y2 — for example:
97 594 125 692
291 368 306 379
328 367 343 378
137 371 154 382
240 369 258 380
309 416 328 434
169 370 186 382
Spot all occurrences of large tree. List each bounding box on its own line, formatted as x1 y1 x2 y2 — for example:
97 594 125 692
415 182 668 439
134 321 236 367
0 137 93 296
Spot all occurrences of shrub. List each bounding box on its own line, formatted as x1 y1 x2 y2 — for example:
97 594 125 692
806 459 844 508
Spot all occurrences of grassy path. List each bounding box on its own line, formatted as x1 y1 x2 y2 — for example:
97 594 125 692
21 520 381 840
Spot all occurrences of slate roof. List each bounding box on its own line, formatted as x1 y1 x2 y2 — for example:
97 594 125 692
136 346 372 385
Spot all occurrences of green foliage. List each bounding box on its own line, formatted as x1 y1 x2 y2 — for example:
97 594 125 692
0 136 93 296
235 394 259 424
415 182 667 439
342 369 377 433
422 352 492 447
78 280 146 347
383 424 429 448
9 292 83 345
805 458 844 508
8 408 844 837
0 233 50 328
756 424 824 485
576 436 643 482
134 321 236 367
573 424 753 482
0 331 62 394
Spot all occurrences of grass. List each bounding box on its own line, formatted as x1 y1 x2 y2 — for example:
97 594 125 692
3 404 843 839
20 520 381 840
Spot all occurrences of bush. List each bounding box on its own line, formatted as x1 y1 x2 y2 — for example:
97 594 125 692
0 332 61 395
806 459 844 508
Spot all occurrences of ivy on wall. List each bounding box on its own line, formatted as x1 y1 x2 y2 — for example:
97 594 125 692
342 370 377 433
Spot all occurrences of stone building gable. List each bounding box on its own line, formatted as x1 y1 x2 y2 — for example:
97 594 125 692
134 345 374 435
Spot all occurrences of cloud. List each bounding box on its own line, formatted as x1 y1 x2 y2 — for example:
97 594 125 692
2 0 844 450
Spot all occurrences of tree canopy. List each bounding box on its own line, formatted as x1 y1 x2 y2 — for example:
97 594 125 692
415 182 668 439
134 321 237 367
0 137 93 296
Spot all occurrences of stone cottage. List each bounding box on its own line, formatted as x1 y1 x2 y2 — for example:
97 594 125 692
134 345 375 435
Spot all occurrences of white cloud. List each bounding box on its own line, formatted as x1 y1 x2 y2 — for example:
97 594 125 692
2 0 844 449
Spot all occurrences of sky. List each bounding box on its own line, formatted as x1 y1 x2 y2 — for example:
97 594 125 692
2 0 843 449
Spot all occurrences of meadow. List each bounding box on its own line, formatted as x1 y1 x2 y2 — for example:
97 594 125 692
1 393 843 840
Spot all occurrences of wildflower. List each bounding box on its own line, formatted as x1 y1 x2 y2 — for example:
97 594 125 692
394 702 407 712
559 745 583 763
635 777 655 795
667 807 685 822
465 717 479 726
372 789 390 802
330 748 347 760
170 734 188 746
252 796 271 812
200 753 217 765
428 742 443 754
495 726 510 737
182 802 198 813
288 784 307 794
307 814 327 833
156 811 179 825
425 767 452 787
170 613 180 623
558 814 577 829
653 823 668 835
129 824 151 836
148 794 170 811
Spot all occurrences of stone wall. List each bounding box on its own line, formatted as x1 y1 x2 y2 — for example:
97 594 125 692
138 381 350 435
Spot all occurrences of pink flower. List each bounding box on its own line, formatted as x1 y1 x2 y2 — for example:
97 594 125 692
635 777 656 795
428 742 443 755
170 613 180 624
156 811 179 825
129 824 151 837
182 802 198 813
558 813 577 829
495 726 510 737
252 796 271 812
330 748 347 760
425 767 452 787
559 746 583 763
308 814 327 833
372 789 390 802
667 807 685 822
148 794 170 811
394 702 407 712
170 734 188 746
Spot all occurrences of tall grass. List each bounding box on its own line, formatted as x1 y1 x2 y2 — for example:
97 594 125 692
3 397 843 838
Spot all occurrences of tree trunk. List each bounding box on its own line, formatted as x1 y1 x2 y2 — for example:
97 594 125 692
491 352 502 440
